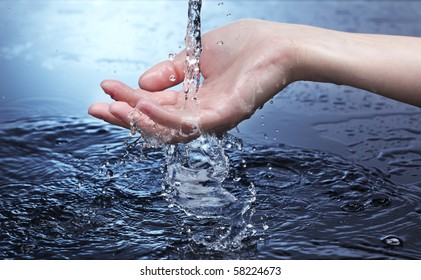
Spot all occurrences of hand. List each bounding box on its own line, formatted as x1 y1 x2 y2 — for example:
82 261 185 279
88 19 295 143
89 17 421 142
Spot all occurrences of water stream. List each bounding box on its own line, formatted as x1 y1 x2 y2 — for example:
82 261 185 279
128 0 258 250
164 0 258 249
183 0 202 102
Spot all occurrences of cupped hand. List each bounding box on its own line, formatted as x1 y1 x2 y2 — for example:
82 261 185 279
88 19 295 143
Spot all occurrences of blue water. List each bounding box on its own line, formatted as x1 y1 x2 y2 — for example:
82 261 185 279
1 1 421 259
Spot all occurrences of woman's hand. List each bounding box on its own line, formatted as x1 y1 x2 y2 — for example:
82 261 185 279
89 18 421 143
88 19 296 143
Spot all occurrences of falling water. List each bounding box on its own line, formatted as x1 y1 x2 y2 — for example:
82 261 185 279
160 0 257 250
183 0 202 102
126 0 256 251
164 0 231 218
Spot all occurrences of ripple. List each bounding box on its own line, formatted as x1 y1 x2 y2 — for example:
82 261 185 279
1 117 421 259
242 145 421 259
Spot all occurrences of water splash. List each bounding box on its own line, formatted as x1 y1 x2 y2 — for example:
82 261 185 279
163 135 230 218
164 1 228 215
124 0 256 251
161 0 258 251
162 134 258 252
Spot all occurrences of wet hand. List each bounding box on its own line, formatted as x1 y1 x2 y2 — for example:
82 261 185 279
89 19 295 143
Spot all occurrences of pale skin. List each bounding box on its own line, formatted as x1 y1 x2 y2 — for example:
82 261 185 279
89 19 421 143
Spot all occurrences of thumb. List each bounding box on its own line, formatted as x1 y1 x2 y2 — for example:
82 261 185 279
138 50 185 91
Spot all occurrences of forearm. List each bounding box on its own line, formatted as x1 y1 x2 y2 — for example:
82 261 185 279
290 25 421 107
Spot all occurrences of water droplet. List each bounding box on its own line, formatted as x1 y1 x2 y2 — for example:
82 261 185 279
226 13 231 17
382 236 403 247
169 75 176 82
263 224 269 230
168 53 177 61
267 163 272 170
217 41 224 46
264 134 268 140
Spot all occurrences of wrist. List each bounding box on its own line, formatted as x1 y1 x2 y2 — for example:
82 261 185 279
263 22 338 86
287 25 343 84
290 25 367 87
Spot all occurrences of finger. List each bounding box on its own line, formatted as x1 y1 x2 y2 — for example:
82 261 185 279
127 105 183 144
139 90 179 106
108 100 190 143
88 102 129 129
138 51 186 91
138 99 201 136
100 80 140 107
108 101 136 128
